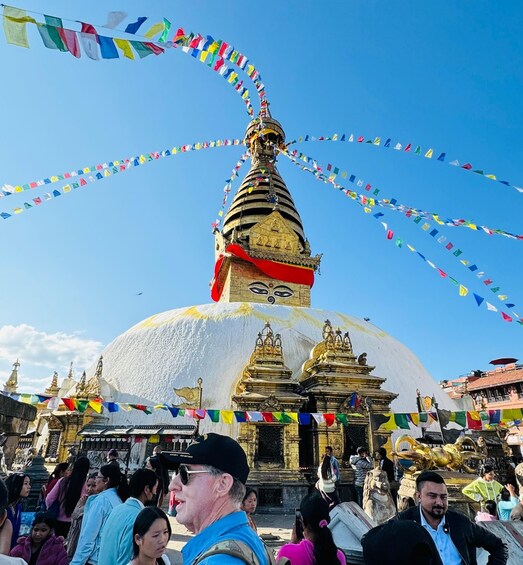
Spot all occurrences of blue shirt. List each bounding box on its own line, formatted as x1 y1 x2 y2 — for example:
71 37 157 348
182 511 268 565
420 507 462 565
98 497 144 565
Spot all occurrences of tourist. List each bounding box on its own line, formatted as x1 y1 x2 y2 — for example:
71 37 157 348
0 478 15 557
106 449 120 468
5 473 31 549
362 519 440 565
462 464 504 505
498 485 518 520
325 446 340 482
375 447 397 506
9 511 68 565
65 472 98 560
144 456 169 508
316 454 340 508
475 499 498 522
510 492 523 521
276 492 346 564
98 468 157 565
45 456 90 538
162 433 268 564
349 447 373 507
70 464 128 565
128 507 171 565
42 463 70 501
397 471 507 564
241 488 258 532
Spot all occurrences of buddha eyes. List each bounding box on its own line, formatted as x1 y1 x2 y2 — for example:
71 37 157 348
248 282 294 298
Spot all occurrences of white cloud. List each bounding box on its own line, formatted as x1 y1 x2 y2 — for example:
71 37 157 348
0 324 104 392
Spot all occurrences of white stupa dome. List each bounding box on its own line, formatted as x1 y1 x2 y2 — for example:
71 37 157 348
97 301 456 433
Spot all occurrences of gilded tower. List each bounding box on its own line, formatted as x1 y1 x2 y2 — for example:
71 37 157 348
3 360 20 394
212 107 321 306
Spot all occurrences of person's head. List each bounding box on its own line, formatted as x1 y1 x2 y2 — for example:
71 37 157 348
5 473 31 504
325 446 333 456
299 492 339 563
107 448 118 461
86 472 98 496
484 500 497 517
163 433 249 534
357 446 368 458
49 462 70 482
320 454 332 480
241 488 257 516
377 447 387 460
0 478 9 528
153 446 162 456
500 487 511 502
145 456 161 474
63 456 91 516
480 464 495 482
31 512 55 545
416 471 448 522
132 507 171 560
129 469 158 505
362 520 441 565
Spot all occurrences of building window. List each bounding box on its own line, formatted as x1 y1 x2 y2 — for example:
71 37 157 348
256 425 283 465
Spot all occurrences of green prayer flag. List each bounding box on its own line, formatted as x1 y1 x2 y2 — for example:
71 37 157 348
159 18 171 43
77 399 89 413
207 409 220 422
335 413 349 425
130 41 156 58
394 413 410 429
451 411 467 427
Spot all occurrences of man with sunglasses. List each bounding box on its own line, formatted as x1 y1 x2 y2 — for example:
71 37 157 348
161 433 269 564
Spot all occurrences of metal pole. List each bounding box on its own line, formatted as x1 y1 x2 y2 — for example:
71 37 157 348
195 378 203 436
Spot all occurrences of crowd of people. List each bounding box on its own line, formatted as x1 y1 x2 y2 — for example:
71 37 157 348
0 437 520 564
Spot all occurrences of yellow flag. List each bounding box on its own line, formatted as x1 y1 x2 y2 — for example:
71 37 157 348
459 284 468 297
114 38 135 60
425 148 433 158
378 414 397 431
149 435 160 444
3 7 35 48
63 185 71 193
200 50 209 63
174 386 200 405
144 22 165 39
221 410 234 424
14 185 23 193
410 413 420 426
88 400 102 413
14 207 23 214
485 174 497 180
288 412 299 423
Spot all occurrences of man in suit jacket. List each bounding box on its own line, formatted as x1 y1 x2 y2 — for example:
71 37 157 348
396 471 507 565
98 469 158 565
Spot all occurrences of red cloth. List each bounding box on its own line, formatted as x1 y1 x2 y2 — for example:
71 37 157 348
10 533 69 565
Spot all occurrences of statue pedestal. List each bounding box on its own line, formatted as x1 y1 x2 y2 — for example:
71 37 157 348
398 470 479 520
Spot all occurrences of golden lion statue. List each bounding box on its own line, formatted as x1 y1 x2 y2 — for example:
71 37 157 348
392 435 485 474
362 467 397 524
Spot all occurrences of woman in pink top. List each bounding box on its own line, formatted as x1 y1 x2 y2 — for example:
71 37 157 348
45 456 90 538
277 492 346 565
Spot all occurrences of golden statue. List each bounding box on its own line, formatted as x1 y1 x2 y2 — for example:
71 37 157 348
393 434 485 474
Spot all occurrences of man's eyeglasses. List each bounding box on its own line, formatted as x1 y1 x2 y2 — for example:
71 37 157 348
177 464 212 485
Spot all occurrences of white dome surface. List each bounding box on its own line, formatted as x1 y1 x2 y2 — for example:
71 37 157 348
97 302 456 432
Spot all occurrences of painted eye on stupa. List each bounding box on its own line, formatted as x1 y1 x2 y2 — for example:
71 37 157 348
273 285 293 298
248 282 269 295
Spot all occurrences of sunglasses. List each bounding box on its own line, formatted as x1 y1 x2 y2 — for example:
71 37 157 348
177 464 212 485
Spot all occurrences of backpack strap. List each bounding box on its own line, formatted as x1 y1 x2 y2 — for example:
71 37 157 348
193 539 261 564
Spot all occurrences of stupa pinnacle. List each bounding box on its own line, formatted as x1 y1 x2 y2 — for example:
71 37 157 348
212 109 321 307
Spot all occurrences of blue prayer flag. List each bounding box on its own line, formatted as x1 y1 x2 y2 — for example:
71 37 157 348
125 17 147 34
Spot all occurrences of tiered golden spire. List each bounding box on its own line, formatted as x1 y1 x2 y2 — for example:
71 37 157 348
44 370 60 397
3 359 20 394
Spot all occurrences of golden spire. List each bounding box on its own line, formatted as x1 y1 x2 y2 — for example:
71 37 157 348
84 356 103 398
74 370 88 399
3 359 20 394
44 371 60 397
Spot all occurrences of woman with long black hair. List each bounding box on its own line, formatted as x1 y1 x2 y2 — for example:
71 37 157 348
128 506 171 565
5 473 31 549
70 464 128 565
277 492 346 564
45 456 90 538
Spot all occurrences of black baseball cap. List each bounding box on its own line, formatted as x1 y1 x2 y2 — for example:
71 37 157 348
160 433 250 484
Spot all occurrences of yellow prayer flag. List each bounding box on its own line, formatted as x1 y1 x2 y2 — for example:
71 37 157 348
467 223 478 230
13 207 23 214
83 167 90 173
425 148 433 158
63 185 71 193
200 50 209 63
88 400 102 413
485 174 497 180
373 137 381 145
114 38 135 59
341 171 347 179
144 22 165 39
3 7 35 48
103 169 110 177
378 414 397 431
459 284 468 297
14 185 23 193
221 410 234 424
433 215 444 225
332 134 338 140
119 404 132 412
149 435 160 444
363 207 371 214
139 155 146 164
422 223 430 231
410 413 420 426
407 244 416 252
289 413 298 423
498 295 508 300
50 176 58 182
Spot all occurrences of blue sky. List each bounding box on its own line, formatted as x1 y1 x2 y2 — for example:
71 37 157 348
0 1 521 395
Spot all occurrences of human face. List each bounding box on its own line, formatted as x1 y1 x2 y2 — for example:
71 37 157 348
170 465 222 533
85 478 97 496
135 518 170 560
325 447 332 456
21 477 31 497
241 492 257 515
94 472 109 492
483 471 495 482
144 481 158 504
31 522 51 546
417 481 448 523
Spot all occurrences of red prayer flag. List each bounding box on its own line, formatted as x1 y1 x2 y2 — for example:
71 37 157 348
62 398 76 411
462 163 472 170
324 414 335 427
357 136 364 143
261 412 275 422
501 312 513 322
143 42 164 55
404 143 412 152
466 411 482 430
387 230 394 240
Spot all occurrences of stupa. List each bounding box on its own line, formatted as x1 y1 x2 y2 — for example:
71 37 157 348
79 108 455 506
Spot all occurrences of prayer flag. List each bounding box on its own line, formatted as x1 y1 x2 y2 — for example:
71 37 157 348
79 23 99 60
473 294 484 307
62 398 76 411
3 7 34 48
459 285 468 297
501 312 513 322
98 35 119 59
114 38 134 59
486 302 498 312
125 17 147 34
104 11 127 29
425 149 433 158
437 153 446 161
159 19 171 43
394 414 410 429
324 414 335 427
298 413 311 425
450 411 466 427
37 20 66 51
58 28 81 57
206 409 220 422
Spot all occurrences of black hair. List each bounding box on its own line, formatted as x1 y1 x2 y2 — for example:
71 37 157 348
32 511 56 530
100 464 129 502
242 487 257 504
378 447 387 458
129 469 158 499
325 446 333 453
485 500 497 517
320 454 333 480
62 456 90 516
132 506 172 558
47 463 69 485
300 492 339 564
415 471 445 492
500 488 511 502
356 446 368 455
480 464 495 478
5 473 30 505
0 477 8 515
145 456 169 495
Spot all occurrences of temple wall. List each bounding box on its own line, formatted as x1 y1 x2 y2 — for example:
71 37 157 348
0 395 37 469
